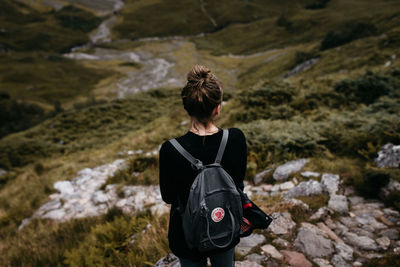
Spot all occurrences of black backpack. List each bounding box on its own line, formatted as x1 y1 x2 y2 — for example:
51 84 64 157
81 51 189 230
169 129 243 252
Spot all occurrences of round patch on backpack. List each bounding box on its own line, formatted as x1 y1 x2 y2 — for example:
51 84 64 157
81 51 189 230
211 207 225 222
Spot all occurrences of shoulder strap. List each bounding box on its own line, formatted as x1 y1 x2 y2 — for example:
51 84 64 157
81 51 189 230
169 129 229 169
169 139 203 170
215 129 229 163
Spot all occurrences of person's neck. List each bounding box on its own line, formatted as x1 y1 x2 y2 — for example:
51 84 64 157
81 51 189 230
190 121 219 136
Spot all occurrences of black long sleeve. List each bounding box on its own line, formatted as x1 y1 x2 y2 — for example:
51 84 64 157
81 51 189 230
158 127 247 260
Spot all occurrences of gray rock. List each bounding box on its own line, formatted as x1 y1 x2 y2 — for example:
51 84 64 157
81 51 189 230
286 180 323 198
294 227 334 258
245 254 267 265
355 213 387 230
313 258 333 267
328 195 348 213
301 171 320 178
351 227 376 239
284 58 319 78
334 241 353 261
236 234 266 256
339 217 359 228
376 236 391 250
285 198 310 211
348 196 365 205
380 228 399 240
254 169 272 185
279 181 295 190
235 260 263 267
273 238 290 248
374 143 400 168
260 244 283 260
154 253 180 267
92 190 109 204
344 232 379 251
331 254 352 267
0 168 7 176
267 212 296 235
321 173 340 195
54 181 75 195
273 158 309 181
310 207 333 221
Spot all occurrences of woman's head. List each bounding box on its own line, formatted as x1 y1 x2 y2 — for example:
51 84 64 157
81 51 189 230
181 65 223 127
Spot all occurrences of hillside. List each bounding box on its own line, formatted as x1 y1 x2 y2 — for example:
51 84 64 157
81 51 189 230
0 0 400 266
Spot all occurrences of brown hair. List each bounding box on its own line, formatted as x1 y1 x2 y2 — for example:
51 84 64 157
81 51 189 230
181 65 223 127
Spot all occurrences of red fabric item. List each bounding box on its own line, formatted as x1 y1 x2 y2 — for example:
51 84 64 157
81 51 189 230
243 203 252 209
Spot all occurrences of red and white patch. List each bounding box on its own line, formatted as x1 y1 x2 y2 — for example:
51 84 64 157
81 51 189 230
211 207 225 222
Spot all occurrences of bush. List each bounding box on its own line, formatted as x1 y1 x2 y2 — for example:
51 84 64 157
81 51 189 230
304 0 330 9
321 22 378 50
356 169 390 198
334 72 393 104
54 6 102 33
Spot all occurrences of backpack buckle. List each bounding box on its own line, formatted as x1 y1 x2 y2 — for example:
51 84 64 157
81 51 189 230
191 159 204 170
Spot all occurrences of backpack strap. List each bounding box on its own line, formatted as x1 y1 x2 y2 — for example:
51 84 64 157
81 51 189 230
215 129 229 164
169 139 204 170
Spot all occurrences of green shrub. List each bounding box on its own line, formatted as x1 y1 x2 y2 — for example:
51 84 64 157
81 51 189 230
356 169 390 198
333 72 394 104
54 5 102 33
321 22 378 50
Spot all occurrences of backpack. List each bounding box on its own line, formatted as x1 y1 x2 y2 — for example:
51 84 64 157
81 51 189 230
169 129 243 252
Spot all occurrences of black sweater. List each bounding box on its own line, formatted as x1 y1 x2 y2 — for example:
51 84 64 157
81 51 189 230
159 128 247 260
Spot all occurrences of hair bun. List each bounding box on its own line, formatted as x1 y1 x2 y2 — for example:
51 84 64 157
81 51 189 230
187 64 211 83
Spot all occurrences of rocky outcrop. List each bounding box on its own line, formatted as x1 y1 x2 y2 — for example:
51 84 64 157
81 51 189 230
273 158 309 181
374 143 400 168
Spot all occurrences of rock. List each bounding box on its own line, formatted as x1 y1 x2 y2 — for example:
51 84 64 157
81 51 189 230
294 227 334 258
321 173 340 195
260 244 283 260
376 236 391 250
236 234 266 256
154 253 180 267
348 196 365 205
380 228 399 240
300 171 320 178
300 222 328 238
281 250 312 267
245 254 267 265
351 227 376 239
0 168 7 176
262 184 273 191
273 159 309 181
284 57 319 78
279 181 295 190
343 232 379 251
273 238 290 248
267 212 296 235
374 143 400 168
285 180 323 198
235 260 263 267
254 169 272 185
334 241 353 261
310 207 333 221
92 190 109 204
331 254 351 267
328 195 348 213
317 222 342 242
313 258 333 267
54 181 75 196
355 213 387 230
339 217 359 228
285 198 310 211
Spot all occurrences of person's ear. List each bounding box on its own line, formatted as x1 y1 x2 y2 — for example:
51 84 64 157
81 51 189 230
215 104 221 116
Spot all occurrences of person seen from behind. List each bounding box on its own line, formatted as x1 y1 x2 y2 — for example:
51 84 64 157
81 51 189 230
159 65 247 266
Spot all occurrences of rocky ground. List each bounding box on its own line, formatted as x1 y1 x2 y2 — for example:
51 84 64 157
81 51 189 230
14 143 400 266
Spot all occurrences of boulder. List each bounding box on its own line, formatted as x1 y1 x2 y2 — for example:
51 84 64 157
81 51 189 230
279 181 295 191
343 232 379 251
236 234 266 256
54 181 75 196
281 250 312 267
260 244 283 260
313 258 333 267
300 171 320 178
380 228 399 240
235 260 263 267
310 207 333 221
354 213 387 230
267 212 296 235
334 241 353 261
286 180 323 198
294 227 334 258
154 253 180 267
273 159 309 181
321 173 340 195
273 238 290 248
374 143 400 168
245 254 268 265
331 254 352 267
376 236 391 250
328 195 348 213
